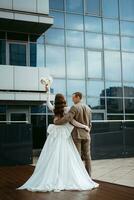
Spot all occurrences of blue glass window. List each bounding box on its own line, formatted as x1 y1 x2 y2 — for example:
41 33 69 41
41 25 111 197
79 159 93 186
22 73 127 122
120 0 134 20
85 16 102 33
66 0 83 13
102 0 118 18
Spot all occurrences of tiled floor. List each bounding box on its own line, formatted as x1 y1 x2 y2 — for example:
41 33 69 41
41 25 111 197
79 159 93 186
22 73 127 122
32 157 134 187
92 157 134 187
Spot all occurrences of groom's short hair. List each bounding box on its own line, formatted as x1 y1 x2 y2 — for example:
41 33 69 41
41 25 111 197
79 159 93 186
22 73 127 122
73 92 82 100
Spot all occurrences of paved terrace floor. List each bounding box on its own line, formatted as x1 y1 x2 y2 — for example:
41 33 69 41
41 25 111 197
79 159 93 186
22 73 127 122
0 165 134 200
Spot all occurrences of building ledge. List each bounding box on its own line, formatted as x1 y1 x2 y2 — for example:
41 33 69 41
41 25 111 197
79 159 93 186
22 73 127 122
0 9 53 34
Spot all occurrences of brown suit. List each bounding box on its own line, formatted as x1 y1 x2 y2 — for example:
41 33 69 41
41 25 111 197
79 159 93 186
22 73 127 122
54 102 92 176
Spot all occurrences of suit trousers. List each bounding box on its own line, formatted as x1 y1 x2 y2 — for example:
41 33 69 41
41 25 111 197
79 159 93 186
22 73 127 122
73 138 91 176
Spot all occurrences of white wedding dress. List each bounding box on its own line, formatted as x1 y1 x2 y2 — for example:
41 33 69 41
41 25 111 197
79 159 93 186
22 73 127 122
17 93 99 192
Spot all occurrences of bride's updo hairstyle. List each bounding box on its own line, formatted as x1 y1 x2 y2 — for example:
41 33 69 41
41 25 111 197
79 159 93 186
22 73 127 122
54 93 67 118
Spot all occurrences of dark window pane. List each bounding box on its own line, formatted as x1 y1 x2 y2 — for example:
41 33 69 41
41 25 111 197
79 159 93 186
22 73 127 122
49 0 64 10
102 0 118 18
125 115 134 120
66 0 83 13
92 113 104 120
125 99 134 113
0 40 6 64
107 98 123 113
107 115 124 120
66 14 83 30
31 115 47 149
48 115 54 124
9 43 26 66
85 16 102 32
86 0 100 15
121 21 134 36
30 43 45 67
120 0 134 20
50 11 64 28
7 32 28 41
124 83 134 97
11 113 26 121
30 43 36 67
31 105 46 113
0 31 5 39
106 82 123 97
0 114 6 121
0 105 6 113
87 97 105 110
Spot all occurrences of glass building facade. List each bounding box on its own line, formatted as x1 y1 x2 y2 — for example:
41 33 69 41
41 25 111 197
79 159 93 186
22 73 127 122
0 0 134 148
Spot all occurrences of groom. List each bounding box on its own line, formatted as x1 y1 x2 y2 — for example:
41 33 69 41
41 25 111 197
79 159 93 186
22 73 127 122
54 92 92 176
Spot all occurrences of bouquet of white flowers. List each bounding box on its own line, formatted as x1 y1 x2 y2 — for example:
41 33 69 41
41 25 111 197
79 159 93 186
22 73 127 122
40 76 53 91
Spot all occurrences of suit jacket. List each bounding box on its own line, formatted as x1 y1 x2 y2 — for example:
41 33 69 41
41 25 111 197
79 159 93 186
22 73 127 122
54 102 92 140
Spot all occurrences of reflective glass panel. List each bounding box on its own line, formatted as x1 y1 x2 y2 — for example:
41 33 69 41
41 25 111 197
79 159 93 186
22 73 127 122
122 53 134 82
31 105 46 113
92 113 104 120
120 0 134 20
52 79 66 96
66 48 85 79
9 43 26 66
123 82 134 97
87 97 105 110
66 0 83 13
125 98 134 113
0 40 6 64
86 0 100 15
87 51 102 78
105 81 123 97
67 80 85 96
49 0 64 10
30 43 45 67
121 37 134 52
66 30 84 47
85 33 102 49
50 11 64 28
104 35 120 50
85 16 102 32
103 19 119 34
107 115 124 120
104 51 121 81
87 81 105 97
125 115 134 120
45 29 64 45
107 98 123 113
102 0 118 18
121 21 134 36
66 14 83 30
46 45 65 78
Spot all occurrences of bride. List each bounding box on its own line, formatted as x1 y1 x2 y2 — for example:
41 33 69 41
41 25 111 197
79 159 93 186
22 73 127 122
17 83 99 192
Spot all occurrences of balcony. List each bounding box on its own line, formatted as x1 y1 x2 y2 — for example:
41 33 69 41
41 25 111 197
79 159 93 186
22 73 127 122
0 65 54 102
0 0 53 34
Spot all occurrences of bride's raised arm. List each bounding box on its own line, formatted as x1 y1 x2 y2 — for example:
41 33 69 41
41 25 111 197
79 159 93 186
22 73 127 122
46 88 54 112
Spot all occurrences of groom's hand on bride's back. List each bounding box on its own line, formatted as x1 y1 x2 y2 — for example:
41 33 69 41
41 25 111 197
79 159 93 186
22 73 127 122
54 106 77 125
